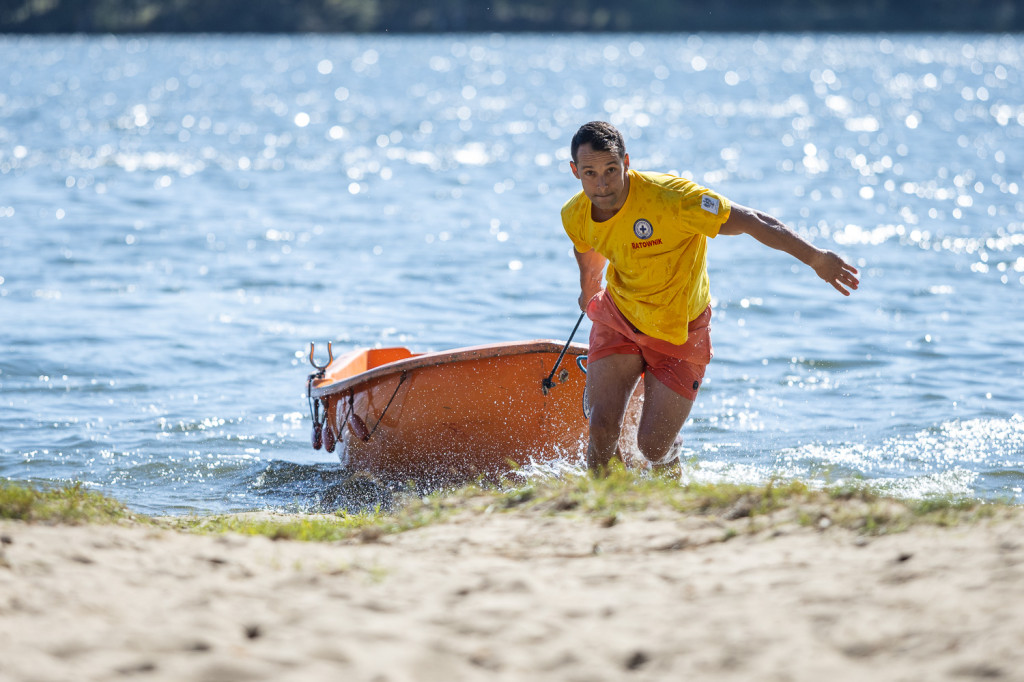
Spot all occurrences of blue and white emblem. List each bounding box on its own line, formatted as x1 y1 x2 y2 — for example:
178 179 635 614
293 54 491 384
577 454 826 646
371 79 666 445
633 219 654 240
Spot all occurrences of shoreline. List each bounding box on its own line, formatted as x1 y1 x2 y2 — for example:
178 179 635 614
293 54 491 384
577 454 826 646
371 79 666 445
2 487 1022 681
5 0 1023 35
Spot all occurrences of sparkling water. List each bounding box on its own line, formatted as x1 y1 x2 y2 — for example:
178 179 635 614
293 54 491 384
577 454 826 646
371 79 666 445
1 33 1021 513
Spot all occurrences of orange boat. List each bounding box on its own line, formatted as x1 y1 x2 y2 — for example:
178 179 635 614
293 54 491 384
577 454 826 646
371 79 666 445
305 340 592 480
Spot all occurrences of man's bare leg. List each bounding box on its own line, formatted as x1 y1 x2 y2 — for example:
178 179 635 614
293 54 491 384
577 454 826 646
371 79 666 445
614 386 645 469
635 371 695 467
584 353 644 474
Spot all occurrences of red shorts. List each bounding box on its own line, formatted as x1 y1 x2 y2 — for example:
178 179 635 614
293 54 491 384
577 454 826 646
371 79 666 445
586 291 713 401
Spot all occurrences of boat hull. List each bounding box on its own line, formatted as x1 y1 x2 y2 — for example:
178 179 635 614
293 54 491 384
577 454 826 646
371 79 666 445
308 341 590 480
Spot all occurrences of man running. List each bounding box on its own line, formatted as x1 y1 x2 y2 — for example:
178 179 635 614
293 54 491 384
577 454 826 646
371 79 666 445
562 121 859 474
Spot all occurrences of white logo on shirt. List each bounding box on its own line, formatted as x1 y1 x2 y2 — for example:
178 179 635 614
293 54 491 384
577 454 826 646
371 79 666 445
701 195 720 215
633 219 654 239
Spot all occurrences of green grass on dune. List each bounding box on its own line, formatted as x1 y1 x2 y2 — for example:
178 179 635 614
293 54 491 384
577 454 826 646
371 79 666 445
140 470 1024 542
166 502 452 543
0 481 133 525
492 470 1010 535
1 471 1014 543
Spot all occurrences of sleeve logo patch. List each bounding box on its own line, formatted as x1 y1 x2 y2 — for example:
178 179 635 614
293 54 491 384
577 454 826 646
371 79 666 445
701 195 720 215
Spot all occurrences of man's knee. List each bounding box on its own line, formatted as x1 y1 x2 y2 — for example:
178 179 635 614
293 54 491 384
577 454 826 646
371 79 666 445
636 432 681 466
638 443 674 466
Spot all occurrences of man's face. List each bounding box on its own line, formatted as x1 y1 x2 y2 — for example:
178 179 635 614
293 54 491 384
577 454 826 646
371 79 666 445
570 143 630 217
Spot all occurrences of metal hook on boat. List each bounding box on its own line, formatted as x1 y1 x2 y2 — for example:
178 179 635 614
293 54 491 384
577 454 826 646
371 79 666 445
308 342 334 376
576 355 590 419
576 354 587 375
306 343 333 446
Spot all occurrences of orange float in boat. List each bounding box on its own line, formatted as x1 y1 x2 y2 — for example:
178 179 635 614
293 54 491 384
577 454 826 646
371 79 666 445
306 340 591 480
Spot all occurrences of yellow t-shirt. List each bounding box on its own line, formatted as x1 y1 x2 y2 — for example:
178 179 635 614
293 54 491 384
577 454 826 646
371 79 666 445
561 170 731 344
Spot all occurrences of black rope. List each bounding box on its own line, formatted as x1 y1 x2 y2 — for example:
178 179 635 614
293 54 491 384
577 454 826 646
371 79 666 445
542 311 586 392
367 371 408 439
341 391 354 426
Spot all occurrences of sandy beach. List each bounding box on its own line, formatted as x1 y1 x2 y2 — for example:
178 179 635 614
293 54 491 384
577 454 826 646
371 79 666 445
1 498 1022 682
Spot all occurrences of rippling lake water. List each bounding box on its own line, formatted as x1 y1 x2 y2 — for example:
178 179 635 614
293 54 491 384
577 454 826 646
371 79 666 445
1 33 1022 514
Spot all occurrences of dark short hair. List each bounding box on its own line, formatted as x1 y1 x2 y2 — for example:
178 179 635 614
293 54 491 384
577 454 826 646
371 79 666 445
571 121 625 163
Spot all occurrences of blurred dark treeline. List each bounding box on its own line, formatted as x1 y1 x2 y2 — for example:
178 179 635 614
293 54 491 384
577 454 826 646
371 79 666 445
2 0 1022 33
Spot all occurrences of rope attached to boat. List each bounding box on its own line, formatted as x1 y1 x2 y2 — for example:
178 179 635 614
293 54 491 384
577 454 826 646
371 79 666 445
345 371 408 442
367 371 408 439
542 311 586 395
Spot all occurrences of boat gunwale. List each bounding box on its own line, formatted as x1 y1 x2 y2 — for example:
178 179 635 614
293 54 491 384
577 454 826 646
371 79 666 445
309 339 588 399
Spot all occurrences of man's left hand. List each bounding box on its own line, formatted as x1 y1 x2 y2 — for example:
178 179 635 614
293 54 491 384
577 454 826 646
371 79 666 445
811 250 860 296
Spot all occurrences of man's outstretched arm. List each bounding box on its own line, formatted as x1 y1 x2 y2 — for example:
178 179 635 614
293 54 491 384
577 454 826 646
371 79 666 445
719 204 860 296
